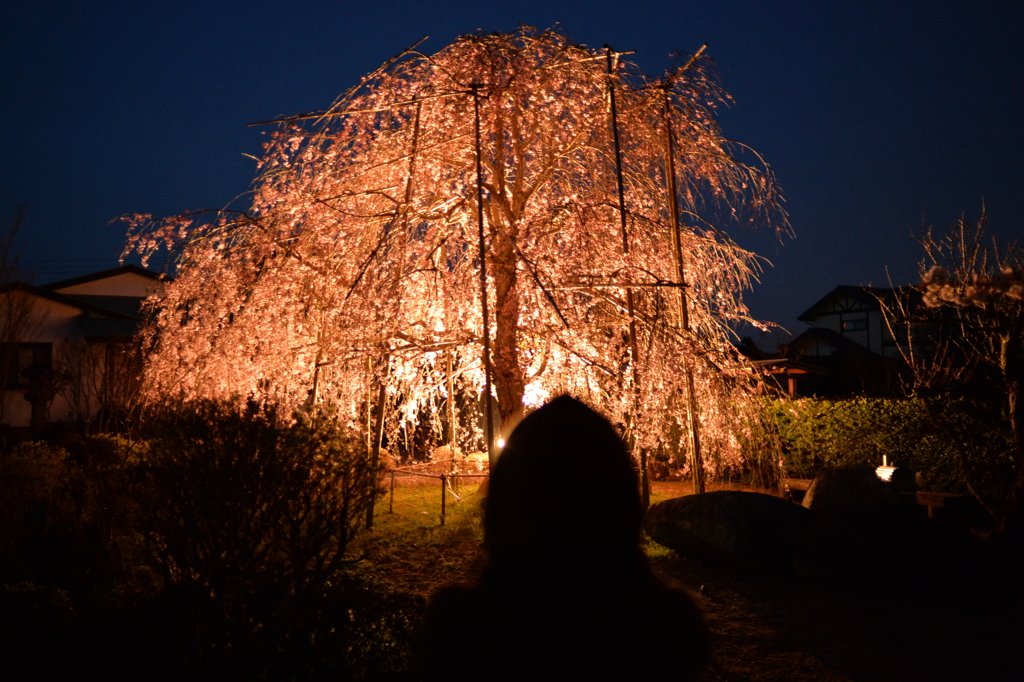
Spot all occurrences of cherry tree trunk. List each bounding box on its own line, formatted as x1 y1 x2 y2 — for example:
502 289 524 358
491 227 525 432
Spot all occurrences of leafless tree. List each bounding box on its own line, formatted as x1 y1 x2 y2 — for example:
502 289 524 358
0 204 46 426
881 207 1024 534
54 339 142 432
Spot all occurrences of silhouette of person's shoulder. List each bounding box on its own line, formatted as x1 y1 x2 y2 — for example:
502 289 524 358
420 576 708 680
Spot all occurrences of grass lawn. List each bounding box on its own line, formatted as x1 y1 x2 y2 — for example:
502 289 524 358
351 478 696 596
350 480 489 598
350 477 808 597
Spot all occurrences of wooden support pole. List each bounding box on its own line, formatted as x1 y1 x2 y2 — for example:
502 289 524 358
447 349 457 451
364 355 373 452
365 355 389 530
446 349 460 493
440 473 447 526
471 84 498 471
661 83 706 495
606 46 650 510
367 101 422 527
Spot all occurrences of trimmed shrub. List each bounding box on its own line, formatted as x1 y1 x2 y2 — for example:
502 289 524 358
138 400 384 667
0 407 423 679
766 397 1016 511
0 437 147 599
0 442 73 583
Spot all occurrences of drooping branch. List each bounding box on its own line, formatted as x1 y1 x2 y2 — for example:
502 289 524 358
126 26 787 476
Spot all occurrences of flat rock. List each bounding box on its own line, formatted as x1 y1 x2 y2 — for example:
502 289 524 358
644 491 816 573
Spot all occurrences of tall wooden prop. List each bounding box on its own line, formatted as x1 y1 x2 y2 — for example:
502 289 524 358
606 47 650 509
471 85 498 470
446 348 457 452
661 47 707 494
365 354 389 530
367 99 423 529
446 348 461 493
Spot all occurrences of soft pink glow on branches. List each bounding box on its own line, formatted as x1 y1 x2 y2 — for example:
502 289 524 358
126 27 787 475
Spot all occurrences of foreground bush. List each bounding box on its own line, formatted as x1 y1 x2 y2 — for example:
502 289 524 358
138 401 385 667
0 436 148 602
0 404 425 680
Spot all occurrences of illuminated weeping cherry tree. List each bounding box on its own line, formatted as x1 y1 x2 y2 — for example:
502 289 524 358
126 27 787 497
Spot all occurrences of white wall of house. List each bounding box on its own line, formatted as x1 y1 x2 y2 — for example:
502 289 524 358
805 295 896 356
1 266 158 430
0 295 93 428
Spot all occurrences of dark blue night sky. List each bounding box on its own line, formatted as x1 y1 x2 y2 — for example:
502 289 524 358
2 1 1021 344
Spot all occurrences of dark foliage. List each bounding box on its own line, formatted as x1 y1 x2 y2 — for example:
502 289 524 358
136 401 385 671
0 404 424 680
768 396 1017 514
0 436 147 604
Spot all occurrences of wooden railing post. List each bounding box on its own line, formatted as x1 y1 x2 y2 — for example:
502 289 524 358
440 473 447 526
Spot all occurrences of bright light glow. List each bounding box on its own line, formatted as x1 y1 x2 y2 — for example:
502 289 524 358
497 438 506 449
521 381 550 410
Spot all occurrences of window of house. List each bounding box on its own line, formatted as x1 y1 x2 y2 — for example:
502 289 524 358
841 318 868 332
0 342 53 390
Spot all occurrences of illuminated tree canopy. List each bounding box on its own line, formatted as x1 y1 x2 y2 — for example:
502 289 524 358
126 27 787 477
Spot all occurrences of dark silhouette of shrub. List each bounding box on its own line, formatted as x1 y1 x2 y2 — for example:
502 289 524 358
137 400 383 667
0 407 425 680
0 442 71 584
0 437 146 598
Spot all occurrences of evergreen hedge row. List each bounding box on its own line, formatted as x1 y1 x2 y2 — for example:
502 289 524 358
765 397 1016 509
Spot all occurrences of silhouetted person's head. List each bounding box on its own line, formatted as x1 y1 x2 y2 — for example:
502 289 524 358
419 397 710 682
484 395 643 574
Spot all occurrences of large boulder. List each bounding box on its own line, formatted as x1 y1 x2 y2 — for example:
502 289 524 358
644 491 816 573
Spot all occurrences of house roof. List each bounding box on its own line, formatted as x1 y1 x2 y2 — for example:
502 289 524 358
41 264 165 292
796 285 919 322
61 295 146 318
0 281 138 321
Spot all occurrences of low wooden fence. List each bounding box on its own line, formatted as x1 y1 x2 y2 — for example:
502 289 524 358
383 461 489 526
